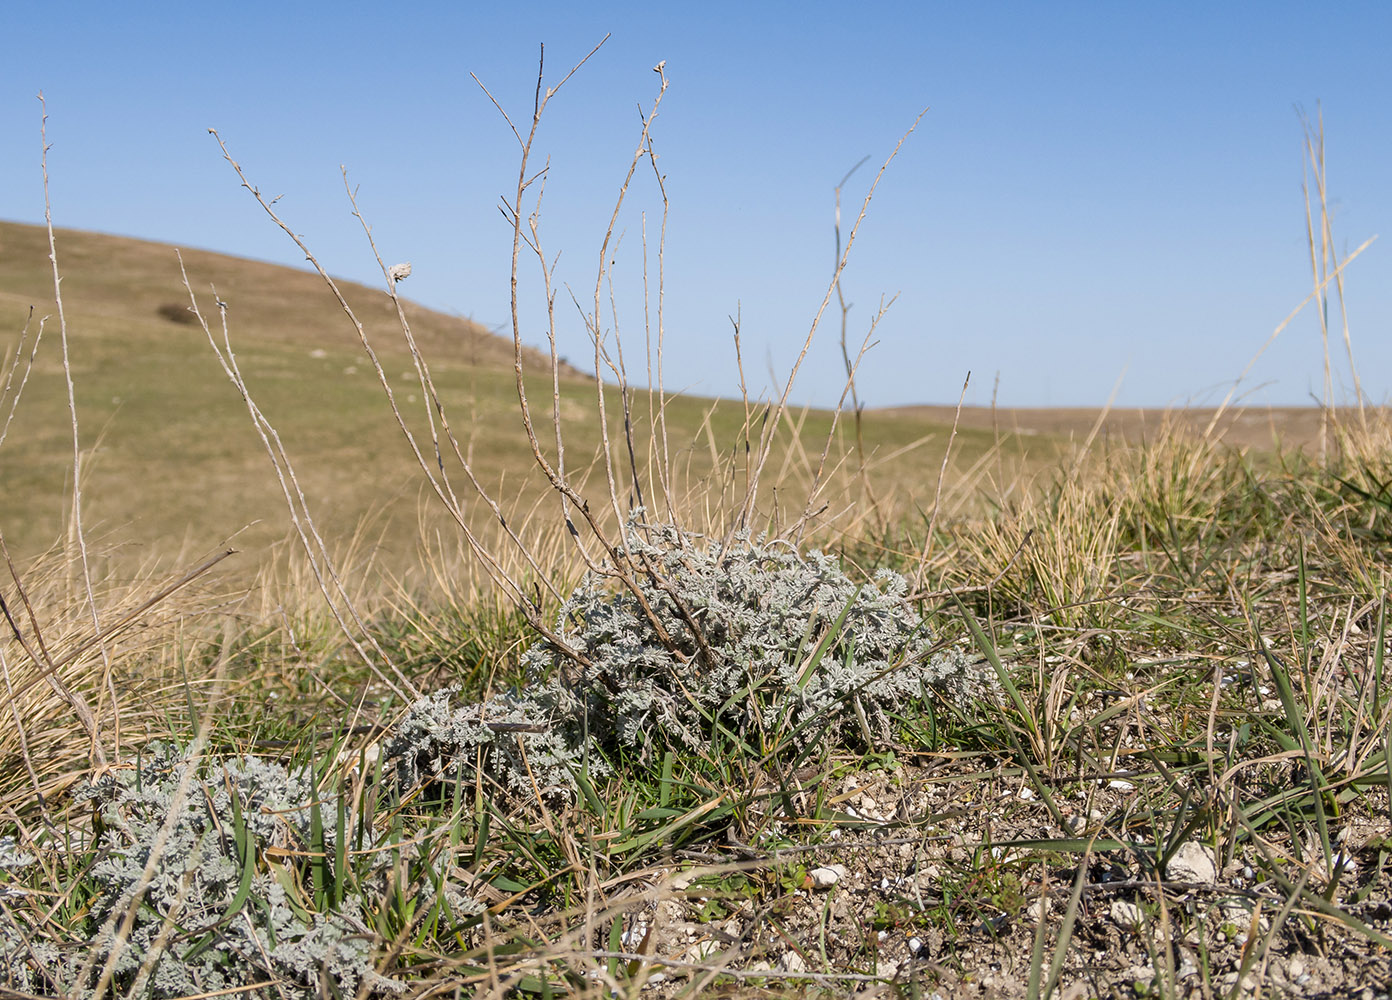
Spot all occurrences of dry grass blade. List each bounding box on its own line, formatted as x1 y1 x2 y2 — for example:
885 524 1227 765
0 308 44 451
38 92 112 767
915 370 971 590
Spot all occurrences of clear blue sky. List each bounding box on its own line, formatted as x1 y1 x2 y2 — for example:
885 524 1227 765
4 2 1389 408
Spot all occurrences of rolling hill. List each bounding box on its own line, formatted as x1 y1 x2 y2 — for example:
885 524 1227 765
0 220 574 373
0 221 1011 581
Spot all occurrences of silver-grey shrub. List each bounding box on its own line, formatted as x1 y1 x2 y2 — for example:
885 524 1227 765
387 522 993 800
2 743 457 999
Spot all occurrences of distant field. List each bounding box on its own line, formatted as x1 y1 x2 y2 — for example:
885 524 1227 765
0 221 1038 580
880 402 1384 452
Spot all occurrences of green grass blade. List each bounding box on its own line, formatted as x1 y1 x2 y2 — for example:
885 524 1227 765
952 591 1033 735
1042 841 1091 999
796 586 862 690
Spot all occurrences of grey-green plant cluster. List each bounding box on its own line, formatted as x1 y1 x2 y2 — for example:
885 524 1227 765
388 522 992 801
0 743 478 999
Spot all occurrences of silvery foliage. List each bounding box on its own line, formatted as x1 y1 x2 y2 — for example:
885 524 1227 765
0 836 32 875
389 522 993 800
0 743 472 998
386 683 601 801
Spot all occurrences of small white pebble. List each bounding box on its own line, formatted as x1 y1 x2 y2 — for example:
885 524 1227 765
1111 900 1144 929
908 936 924 955
808 865 846 890
1108 779 1136 792
1167 842 1217 884
779 950 807 974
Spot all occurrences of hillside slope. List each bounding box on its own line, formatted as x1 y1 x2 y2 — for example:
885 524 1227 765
0 220 577 373
0 222 1009 580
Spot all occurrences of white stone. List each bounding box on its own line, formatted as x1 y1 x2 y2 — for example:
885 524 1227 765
690 938 722 961
808 864 846 889
1167 842 1218 884
779 950 808 974
1110 900 1145 929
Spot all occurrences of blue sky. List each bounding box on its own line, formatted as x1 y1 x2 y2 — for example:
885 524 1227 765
3 2 1389 408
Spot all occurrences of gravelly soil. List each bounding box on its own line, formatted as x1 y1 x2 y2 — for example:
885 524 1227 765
515 762 1392 998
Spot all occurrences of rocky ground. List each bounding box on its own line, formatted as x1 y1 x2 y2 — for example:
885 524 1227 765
499 762 1392 998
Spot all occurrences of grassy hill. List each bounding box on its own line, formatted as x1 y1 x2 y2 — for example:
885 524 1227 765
0 220 1020 581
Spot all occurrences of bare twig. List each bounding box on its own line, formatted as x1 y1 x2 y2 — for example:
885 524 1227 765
340 168 571 602
832 155 882 523
37 94 109 766
479 45 718 668
179 253 418 702
793 292 893 541
735 109 928 535
643 125 675 521
206 128 596 671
